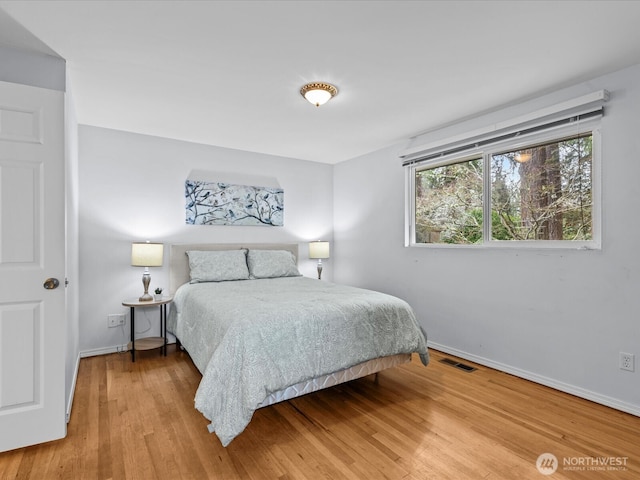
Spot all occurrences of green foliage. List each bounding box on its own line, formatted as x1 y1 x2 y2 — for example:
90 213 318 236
414 133 593 244
415 159 483 244
455 209 482 244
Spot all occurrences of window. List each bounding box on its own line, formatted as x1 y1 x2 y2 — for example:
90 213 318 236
490 134 593 242
415 157 483 244
406 119 600 248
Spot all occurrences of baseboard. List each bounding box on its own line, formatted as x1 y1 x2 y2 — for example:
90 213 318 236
80 344 129 358
79 339 177 359
66 352 81 423
427 341 640 418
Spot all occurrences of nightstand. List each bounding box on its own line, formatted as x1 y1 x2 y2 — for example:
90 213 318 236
122 296 173 362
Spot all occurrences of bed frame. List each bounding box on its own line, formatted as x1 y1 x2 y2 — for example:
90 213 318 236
168 242 410 410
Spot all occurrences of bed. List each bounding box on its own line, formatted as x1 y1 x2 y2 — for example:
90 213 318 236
167 243 429 446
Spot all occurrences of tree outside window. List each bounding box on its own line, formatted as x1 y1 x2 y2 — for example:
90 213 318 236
491 134 592 241
413 132 593 245
415 159 483 244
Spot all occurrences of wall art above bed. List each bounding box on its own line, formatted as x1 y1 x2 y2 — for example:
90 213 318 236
185 180 284 226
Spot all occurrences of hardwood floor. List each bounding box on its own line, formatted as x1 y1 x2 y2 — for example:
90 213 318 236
1 347 638 479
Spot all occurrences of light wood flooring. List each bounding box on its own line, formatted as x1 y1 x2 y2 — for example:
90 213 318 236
1 346 638 479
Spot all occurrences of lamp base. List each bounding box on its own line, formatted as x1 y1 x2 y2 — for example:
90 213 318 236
140 270 153 301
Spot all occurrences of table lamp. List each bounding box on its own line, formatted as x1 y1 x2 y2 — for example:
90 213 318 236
309 241 330 280
131 242 164 301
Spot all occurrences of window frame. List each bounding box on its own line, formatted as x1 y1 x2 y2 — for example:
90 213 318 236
406 119 602 249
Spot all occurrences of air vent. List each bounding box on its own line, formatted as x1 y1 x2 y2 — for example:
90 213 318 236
439 357 477 372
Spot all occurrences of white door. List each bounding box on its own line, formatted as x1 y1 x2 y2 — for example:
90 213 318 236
0 80 66 452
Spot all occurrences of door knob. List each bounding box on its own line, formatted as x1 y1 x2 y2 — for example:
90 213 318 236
43 278 60 290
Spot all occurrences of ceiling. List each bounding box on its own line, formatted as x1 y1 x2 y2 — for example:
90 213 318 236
1 1 640 164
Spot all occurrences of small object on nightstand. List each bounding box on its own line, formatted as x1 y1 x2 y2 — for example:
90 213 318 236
122 295 173 362
154 287 163 301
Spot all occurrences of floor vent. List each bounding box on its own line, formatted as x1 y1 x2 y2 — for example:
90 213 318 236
439 357 477 372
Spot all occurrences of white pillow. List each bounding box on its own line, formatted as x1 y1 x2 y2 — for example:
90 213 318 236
247 249 301 279
186 249 249 283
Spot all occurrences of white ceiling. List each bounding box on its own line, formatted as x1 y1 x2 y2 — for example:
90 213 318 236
1 0 640 164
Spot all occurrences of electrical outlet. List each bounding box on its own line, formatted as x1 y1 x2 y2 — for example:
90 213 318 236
107 314 125 328
619 352 635 372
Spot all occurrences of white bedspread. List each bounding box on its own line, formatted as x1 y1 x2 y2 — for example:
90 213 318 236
168 276 428 446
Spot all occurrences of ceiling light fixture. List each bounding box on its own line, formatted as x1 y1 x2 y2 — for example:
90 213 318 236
300 82 338 107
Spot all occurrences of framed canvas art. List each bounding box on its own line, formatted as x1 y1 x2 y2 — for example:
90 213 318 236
185 180 284 226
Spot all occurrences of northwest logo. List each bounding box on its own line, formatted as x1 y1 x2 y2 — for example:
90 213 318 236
536 453 558 475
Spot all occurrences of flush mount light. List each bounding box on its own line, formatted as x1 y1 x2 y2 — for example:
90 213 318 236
300 82 338 107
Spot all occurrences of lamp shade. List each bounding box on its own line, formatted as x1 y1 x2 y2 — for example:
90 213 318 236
309 241 330 259
131 242 164 267
304 89 332 106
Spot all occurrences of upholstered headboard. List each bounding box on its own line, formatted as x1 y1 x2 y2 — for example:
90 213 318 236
169 243 299 294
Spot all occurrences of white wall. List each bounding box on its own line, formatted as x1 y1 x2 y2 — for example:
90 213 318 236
78 126 333 353
0 44 65 91
334 64 640 415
